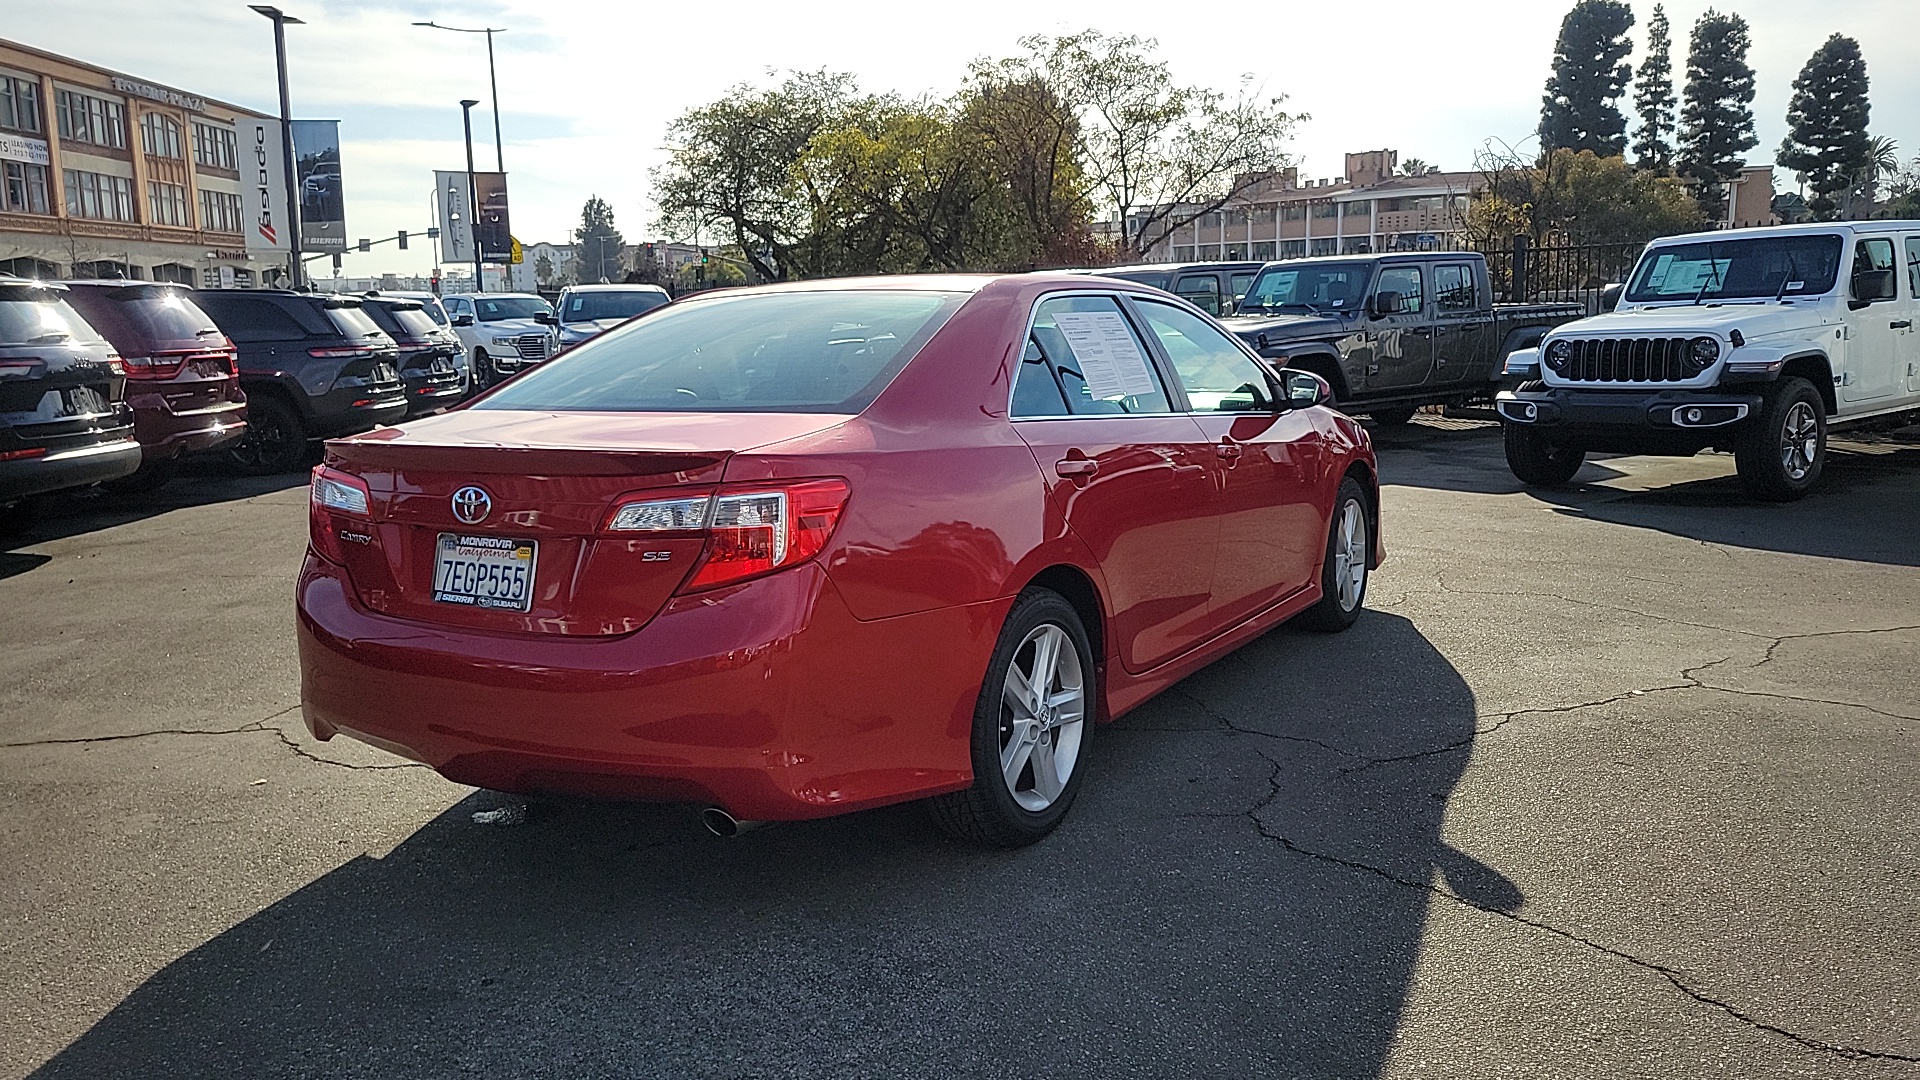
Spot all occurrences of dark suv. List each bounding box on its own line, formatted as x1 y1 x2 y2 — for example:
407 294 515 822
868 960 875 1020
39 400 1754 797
191 290 407 474
359 294 465 416
60 281 248 490
0 278 140 530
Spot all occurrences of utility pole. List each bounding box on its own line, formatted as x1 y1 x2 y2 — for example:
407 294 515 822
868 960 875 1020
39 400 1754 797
412 22 506 171
460 99 482 294
250 6 305 288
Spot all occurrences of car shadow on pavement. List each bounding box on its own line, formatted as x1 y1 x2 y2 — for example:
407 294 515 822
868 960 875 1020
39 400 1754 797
1530 442 1920 567
28 612 1508 1079
1 470 306 554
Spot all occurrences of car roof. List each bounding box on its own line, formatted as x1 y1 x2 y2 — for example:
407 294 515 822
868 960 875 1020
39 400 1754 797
561 283 669 294
1655 220 1920 244
56 278 190 290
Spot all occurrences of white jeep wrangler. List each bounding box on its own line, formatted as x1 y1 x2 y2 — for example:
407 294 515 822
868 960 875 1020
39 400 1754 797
1497 221 1920 500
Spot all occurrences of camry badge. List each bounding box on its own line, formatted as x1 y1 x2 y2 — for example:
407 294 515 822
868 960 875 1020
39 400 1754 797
451 485 492 525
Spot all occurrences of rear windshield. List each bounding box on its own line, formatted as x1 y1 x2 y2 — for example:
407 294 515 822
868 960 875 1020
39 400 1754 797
367 304 441 339
473 296 552 321
562 290 668 323
476 290 967 414
0 286 108 346
1625 234 1845 302
92 286 224 343
326 303 387 339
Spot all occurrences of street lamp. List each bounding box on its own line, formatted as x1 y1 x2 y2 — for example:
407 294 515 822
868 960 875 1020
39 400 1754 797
413 21 506 173
459 99 483 294
250 5 304 288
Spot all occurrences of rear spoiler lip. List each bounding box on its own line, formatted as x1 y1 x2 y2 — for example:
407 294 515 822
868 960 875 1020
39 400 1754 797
322 439 728 479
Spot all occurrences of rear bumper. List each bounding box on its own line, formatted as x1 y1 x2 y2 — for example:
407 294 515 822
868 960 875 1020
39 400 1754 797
1495 385 1765 452
297 557 996 820
0 437 143 501
305 390 410 439
128 389 248 462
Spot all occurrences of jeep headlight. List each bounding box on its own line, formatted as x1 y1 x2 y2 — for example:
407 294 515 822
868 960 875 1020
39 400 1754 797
1689 336 1720 368
1545 339 1572 370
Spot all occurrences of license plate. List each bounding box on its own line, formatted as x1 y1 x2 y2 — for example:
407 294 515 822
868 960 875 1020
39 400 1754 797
432 533 537 611
429 356 454 375
375 363 399 383
67 386 108 415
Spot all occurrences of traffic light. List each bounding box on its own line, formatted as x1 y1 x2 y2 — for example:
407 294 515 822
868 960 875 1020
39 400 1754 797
332 253 342 271
700 248 709 265
426 227 440 239
358 238 371 253
397 230 408 250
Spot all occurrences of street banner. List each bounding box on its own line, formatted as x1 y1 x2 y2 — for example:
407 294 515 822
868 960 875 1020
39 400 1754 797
290 120 345 251
235 118 290 256
473 172 512 262
435 170 474 264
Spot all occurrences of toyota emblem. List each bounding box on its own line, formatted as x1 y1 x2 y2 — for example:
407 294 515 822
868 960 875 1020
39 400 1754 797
450 486 492 525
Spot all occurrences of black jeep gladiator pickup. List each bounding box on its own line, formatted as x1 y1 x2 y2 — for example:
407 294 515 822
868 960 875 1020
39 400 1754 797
1223 252 1584 424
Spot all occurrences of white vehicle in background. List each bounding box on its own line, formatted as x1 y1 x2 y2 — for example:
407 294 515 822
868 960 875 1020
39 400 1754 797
440 292 558 388
1497 221 1920 500
554 283 671 349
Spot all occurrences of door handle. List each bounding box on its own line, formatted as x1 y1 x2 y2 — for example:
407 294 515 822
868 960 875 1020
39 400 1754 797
1054 457 1098 478
1215 441 1243 460
1892 320 1914 329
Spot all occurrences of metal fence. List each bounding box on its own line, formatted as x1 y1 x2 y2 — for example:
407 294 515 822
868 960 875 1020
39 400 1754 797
1478 238 1645 313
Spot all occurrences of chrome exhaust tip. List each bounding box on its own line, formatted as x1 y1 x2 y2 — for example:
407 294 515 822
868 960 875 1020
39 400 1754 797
701 807 768 838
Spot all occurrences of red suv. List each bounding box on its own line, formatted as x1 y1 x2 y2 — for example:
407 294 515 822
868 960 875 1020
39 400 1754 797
60 282 247 490
298 275 1380 845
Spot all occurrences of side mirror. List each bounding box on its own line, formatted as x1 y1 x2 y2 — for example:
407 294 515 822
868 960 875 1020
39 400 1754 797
1369 291 1408 317
1851 268 1896 304
1599 283 1623 313
534 311 557 325
452 313 475 327
1280 369 1332 410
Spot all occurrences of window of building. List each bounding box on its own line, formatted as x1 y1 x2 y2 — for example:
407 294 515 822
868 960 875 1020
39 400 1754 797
3 160 50 214
1224 243 1247 260
56 90 127 149
147 180 189 226
199 188 243 233
1171 245 1195 261
1251 207 1276 226
1198 244 1222 260
0 256 58 278
1224 208 1248 227
70 260 134 280
0 75 42 134
151 263 196 285
1342 238 1372 254
1278 204 1306 222
1202 211 1223 229
1434 264 1477 310
1311 201 1338 219
1342 201 1372 219
1250 241 1275 261
140 111 184 159
1280 240 1307 259
193 122 237 170
64 169 135 221
1309 238 1338 257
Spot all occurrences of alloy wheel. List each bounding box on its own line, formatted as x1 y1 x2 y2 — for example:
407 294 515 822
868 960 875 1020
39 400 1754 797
1779 401 1819 481
998 623 1086 812
1333 499 1368 612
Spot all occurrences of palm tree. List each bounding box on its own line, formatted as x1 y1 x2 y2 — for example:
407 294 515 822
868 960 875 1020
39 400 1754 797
1865 136 1900 184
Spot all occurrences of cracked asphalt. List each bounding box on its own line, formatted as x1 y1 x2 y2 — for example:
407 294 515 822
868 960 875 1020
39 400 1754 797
3 421 1917 1079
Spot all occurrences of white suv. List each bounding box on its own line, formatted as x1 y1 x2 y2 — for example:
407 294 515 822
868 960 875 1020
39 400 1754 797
441 292 559 388
1497 220 1920 500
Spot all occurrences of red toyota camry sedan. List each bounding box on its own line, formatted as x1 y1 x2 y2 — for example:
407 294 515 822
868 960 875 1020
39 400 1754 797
298 273 1381 846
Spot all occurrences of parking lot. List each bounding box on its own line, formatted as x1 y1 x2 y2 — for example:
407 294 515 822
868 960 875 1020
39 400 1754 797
3 418 1917 1079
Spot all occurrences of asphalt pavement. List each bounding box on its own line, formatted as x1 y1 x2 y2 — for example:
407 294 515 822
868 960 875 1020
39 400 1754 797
3 422 1917 1079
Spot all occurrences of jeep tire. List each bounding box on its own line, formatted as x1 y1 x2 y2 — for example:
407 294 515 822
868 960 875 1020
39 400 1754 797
1503 423 1585 487
1735 376 1825 502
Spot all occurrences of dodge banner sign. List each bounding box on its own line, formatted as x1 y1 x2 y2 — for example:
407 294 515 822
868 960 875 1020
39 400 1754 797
235 118 290 256
291 120 346 252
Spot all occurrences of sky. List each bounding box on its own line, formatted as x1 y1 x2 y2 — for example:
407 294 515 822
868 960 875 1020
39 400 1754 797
13 0 1919 278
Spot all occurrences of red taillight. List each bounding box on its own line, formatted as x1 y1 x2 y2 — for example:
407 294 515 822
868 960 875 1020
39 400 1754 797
0 358 46 379
122 354 185 379
684 479 849 592
0 447 49 461
309 465 373 565
309 347 375 359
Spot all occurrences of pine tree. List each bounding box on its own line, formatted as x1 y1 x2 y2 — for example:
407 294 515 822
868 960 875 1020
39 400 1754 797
1539 0 1636 156
1631 5 1676 172
1677 9 1757 222
1777 34 1871 220
571 196 626 284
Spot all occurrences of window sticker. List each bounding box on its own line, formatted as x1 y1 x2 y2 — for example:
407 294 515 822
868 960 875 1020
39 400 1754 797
1051 311 1159 401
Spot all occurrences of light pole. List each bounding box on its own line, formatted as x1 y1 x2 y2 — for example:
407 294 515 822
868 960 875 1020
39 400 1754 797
250 5 304 288
413 21 506 173
460 99 483 294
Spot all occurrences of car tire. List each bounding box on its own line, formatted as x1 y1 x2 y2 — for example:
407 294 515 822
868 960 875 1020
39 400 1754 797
1734 376 1825 502
224 395 308 476
1503 423 1585 487
472 349 495 390
1367 405 1419 427
103 457 179 495
1298 477 1371 633
928 588 1094 848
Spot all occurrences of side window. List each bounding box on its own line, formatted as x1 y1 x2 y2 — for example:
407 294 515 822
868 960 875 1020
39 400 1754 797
1030 295 1171 416
1010 338 1070 418
1433 264 1476 311
445 297 471 316
1907 237 1920 298
1854 238 1896 301
1173 275 1222 316
1375 266 1424 315
1133 299 1274 413
203 299 307 343
1228 272 1257 310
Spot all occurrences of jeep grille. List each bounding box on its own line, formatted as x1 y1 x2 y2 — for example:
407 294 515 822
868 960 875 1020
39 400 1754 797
1556 337 1695 383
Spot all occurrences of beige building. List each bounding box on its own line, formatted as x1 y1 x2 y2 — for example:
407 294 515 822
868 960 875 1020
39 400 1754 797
1146 148 1778 263
0 38 282 286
